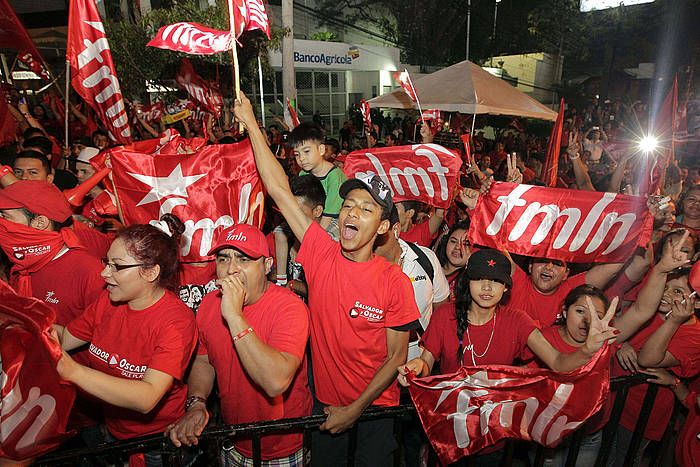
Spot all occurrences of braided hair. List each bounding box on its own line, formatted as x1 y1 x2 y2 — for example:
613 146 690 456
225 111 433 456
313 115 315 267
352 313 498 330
454 269 473 363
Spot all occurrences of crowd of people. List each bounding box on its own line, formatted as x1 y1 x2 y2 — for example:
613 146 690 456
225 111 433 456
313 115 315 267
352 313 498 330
1 78 699 467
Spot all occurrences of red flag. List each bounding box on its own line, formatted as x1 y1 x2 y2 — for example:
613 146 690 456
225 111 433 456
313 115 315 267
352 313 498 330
542 98 564 188
285 98 300 128
147 22 233 55
108 134 265 262
640 78 677 194
0 281 76 461
409 346 611 464
67 0 132 144
393 69 419 103
342 144 462 209
468 182 653 263
359 99 372 133
0 0 51 80
230 0 271 39
175 59 224 118
0 85 18 145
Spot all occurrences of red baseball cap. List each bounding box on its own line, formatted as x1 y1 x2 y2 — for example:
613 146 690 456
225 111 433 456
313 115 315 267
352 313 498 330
208 223 270 259
0 180 73 222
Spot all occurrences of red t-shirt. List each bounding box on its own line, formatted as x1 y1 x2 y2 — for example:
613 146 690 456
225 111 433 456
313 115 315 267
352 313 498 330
31 248 104 326
509 266 587 328
67 290 197 440
297 222 420 407
72 222 114 259
420 302 536 374
614 315 700 440
400 221 437 248
196 285 311 459
676 376 700 467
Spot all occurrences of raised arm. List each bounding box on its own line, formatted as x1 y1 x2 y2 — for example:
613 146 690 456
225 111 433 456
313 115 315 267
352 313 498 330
637 296 695 368
614 232 691 342
234 93 312 242
567 131 595 191
528 296 619 372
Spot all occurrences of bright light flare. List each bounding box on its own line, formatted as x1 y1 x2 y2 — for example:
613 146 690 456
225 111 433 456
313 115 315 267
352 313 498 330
638 135 659 154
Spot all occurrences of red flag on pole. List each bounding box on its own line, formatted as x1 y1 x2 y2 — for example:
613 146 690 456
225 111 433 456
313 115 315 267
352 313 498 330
639 77 677 195
359 99 372 133
0 0 51 80
67 0 132 144
408 346 612 464
108 134 265 263
0 281 77 461
0 85 18 144
175 59 224 118
231 0 272 39
147 22 233 55
393 69 419 103
542 98 565 187
285 98 300 128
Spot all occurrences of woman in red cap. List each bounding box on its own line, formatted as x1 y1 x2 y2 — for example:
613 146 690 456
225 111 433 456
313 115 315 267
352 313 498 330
53 214 197 465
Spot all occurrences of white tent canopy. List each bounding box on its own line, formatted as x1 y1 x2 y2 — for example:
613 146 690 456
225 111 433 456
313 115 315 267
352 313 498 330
368 60 558 122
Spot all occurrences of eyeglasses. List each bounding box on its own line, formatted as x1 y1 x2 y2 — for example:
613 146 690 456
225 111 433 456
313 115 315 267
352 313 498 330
101 258 145 272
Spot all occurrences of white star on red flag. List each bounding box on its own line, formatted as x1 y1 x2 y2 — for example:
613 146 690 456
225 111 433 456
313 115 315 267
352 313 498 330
127 164 206 206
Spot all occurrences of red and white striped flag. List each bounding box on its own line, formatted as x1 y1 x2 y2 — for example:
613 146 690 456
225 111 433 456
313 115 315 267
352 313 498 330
67 0 131 144
230 0 271 39
393 69 419 103
360 99 372 132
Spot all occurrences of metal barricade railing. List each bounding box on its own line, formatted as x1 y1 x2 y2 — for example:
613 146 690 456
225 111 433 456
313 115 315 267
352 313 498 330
36 374 683 467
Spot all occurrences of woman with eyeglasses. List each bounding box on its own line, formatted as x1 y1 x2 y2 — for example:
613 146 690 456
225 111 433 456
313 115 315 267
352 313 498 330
52 214 197 464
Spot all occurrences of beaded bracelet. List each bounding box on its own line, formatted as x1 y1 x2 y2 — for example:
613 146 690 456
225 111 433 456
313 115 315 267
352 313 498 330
233 327 254 343
185 395 207 411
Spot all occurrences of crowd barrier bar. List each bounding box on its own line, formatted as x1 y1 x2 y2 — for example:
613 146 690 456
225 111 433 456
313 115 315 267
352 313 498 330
36 374 684 467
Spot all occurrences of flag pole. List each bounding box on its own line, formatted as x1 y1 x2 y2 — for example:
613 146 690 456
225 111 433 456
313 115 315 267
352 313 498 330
64 60 70 148
257 54 265 127
227 0 242 131
405 69 426 127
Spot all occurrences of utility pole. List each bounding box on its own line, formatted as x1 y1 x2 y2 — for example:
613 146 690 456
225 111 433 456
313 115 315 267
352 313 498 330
282 0 296 117
466 0 471 61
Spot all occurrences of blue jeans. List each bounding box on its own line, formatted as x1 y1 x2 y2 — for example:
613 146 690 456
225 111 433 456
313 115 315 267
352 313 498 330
536 430 603 467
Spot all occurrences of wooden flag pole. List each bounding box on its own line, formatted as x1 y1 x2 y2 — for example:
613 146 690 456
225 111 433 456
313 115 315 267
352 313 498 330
64 60 70 148
227 0 243 132
257 54 265 127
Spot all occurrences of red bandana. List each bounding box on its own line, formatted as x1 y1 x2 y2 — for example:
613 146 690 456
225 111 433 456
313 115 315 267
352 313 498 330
0 218 83 296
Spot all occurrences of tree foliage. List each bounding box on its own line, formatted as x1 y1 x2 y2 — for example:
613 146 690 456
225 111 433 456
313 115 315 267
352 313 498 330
105 0 285 101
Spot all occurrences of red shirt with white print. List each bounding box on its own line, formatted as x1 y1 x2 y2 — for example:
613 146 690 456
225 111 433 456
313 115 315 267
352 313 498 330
31 248 104 325
509 266 587 328
296 222 420 407
196 285 311 459
420 302 536 374
400 221 437 247
67 290 197 440
614 315 700 440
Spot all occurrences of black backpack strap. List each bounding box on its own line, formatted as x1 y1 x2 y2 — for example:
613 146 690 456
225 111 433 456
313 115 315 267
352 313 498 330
406 241 435 284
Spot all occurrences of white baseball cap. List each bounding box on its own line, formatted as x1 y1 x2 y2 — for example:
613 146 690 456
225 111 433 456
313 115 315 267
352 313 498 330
77 147 100 164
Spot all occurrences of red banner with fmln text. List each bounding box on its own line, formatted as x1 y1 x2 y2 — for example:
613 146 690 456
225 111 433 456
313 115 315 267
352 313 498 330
108 134 264 263
468 183 652 263
147 22 233 55
0 281 76 461
342 144 462 209
409 346 611 464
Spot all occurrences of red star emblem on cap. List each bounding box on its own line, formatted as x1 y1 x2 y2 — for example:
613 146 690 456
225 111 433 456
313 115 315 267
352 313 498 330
487 259 496 267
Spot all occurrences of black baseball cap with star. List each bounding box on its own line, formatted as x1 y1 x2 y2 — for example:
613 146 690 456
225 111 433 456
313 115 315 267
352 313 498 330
339 174 394 219
466 249 512 287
